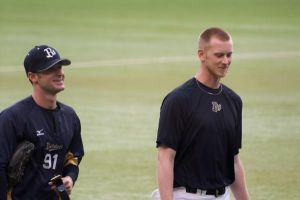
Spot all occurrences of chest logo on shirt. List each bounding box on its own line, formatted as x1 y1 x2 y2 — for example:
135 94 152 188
36 129 45 136
46 142 63 152
212 101 222 112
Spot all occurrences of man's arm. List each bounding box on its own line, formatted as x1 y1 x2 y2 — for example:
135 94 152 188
62 113 84 187
157 145 176 200
230 154 250 200
0 168 7 200
0 111 18 199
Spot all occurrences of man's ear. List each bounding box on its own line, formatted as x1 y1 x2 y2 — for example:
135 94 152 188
27 72 38 83
197 49 205 62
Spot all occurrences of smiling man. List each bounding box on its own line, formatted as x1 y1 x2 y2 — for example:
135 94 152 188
152 27 250 200
0 45 84 200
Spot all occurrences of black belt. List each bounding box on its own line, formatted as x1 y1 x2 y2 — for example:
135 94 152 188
185 186 226 197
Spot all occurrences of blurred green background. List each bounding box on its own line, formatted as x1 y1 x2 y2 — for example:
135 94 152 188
1 0 300 199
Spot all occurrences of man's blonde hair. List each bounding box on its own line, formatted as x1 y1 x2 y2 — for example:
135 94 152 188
198 27 231 49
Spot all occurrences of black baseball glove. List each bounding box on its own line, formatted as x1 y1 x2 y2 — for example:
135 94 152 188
7 141 35 189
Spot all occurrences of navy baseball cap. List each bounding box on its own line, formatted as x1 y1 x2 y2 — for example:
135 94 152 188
24 45 71 74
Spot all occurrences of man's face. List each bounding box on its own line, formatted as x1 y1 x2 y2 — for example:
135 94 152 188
200 37 233 78
31 64 65 94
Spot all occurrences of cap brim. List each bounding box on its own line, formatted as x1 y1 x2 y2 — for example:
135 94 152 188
37 58 71 72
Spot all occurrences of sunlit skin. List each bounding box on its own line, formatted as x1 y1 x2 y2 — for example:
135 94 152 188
196 37 233 89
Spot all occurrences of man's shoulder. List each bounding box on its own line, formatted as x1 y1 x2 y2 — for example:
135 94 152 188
160 78 197 111
167 78 196 99
57 101 73 110
57 101 78 118
222 84 242 103
0 96 34 118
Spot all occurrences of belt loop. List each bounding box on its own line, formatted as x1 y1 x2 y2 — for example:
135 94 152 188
215 189 219 197
214 187 225 197
185 186 197 194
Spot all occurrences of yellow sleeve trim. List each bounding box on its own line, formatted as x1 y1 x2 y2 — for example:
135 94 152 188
64 151 79 167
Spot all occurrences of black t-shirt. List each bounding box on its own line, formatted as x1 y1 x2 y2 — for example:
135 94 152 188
156 77 242 189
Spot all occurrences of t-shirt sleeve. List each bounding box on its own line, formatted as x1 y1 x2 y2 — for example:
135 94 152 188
156 93 186 151
234 98 243 155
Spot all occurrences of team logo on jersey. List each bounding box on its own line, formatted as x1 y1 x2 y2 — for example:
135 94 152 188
36 129 45 136
212 101 222 112
44 48 56 58
46 142 63 152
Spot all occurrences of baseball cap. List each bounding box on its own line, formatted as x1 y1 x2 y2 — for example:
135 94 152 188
24 45 71 74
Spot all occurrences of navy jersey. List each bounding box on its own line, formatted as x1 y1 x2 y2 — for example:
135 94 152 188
156 77 242 189
0 96 84 200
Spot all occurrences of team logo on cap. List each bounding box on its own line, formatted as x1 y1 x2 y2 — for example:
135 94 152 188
44 48 56 58
212 101 222 112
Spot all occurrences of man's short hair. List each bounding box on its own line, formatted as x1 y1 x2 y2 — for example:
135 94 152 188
198 27 231 49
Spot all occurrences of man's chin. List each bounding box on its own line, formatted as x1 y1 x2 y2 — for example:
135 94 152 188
55 83 65 91
218 72 228 78
54 87 65 94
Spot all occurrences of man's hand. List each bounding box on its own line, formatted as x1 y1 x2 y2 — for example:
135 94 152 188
62 176 73 195
49 175 73 200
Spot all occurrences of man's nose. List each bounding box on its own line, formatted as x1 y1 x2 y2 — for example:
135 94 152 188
222 56 231 65
54 67 64 77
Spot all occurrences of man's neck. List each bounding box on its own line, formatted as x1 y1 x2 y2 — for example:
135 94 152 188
32 92 57 110
195 70 221 89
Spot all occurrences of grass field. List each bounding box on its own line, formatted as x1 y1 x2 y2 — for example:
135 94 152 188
1 0 300 199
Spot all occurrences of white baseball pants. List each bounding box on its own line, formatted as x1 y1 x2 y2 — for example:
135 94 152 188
150 187 230 200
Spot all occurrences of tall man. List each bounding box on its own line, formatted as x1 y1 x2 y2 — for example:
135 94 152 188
0 45 84 200
152 27 250 200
